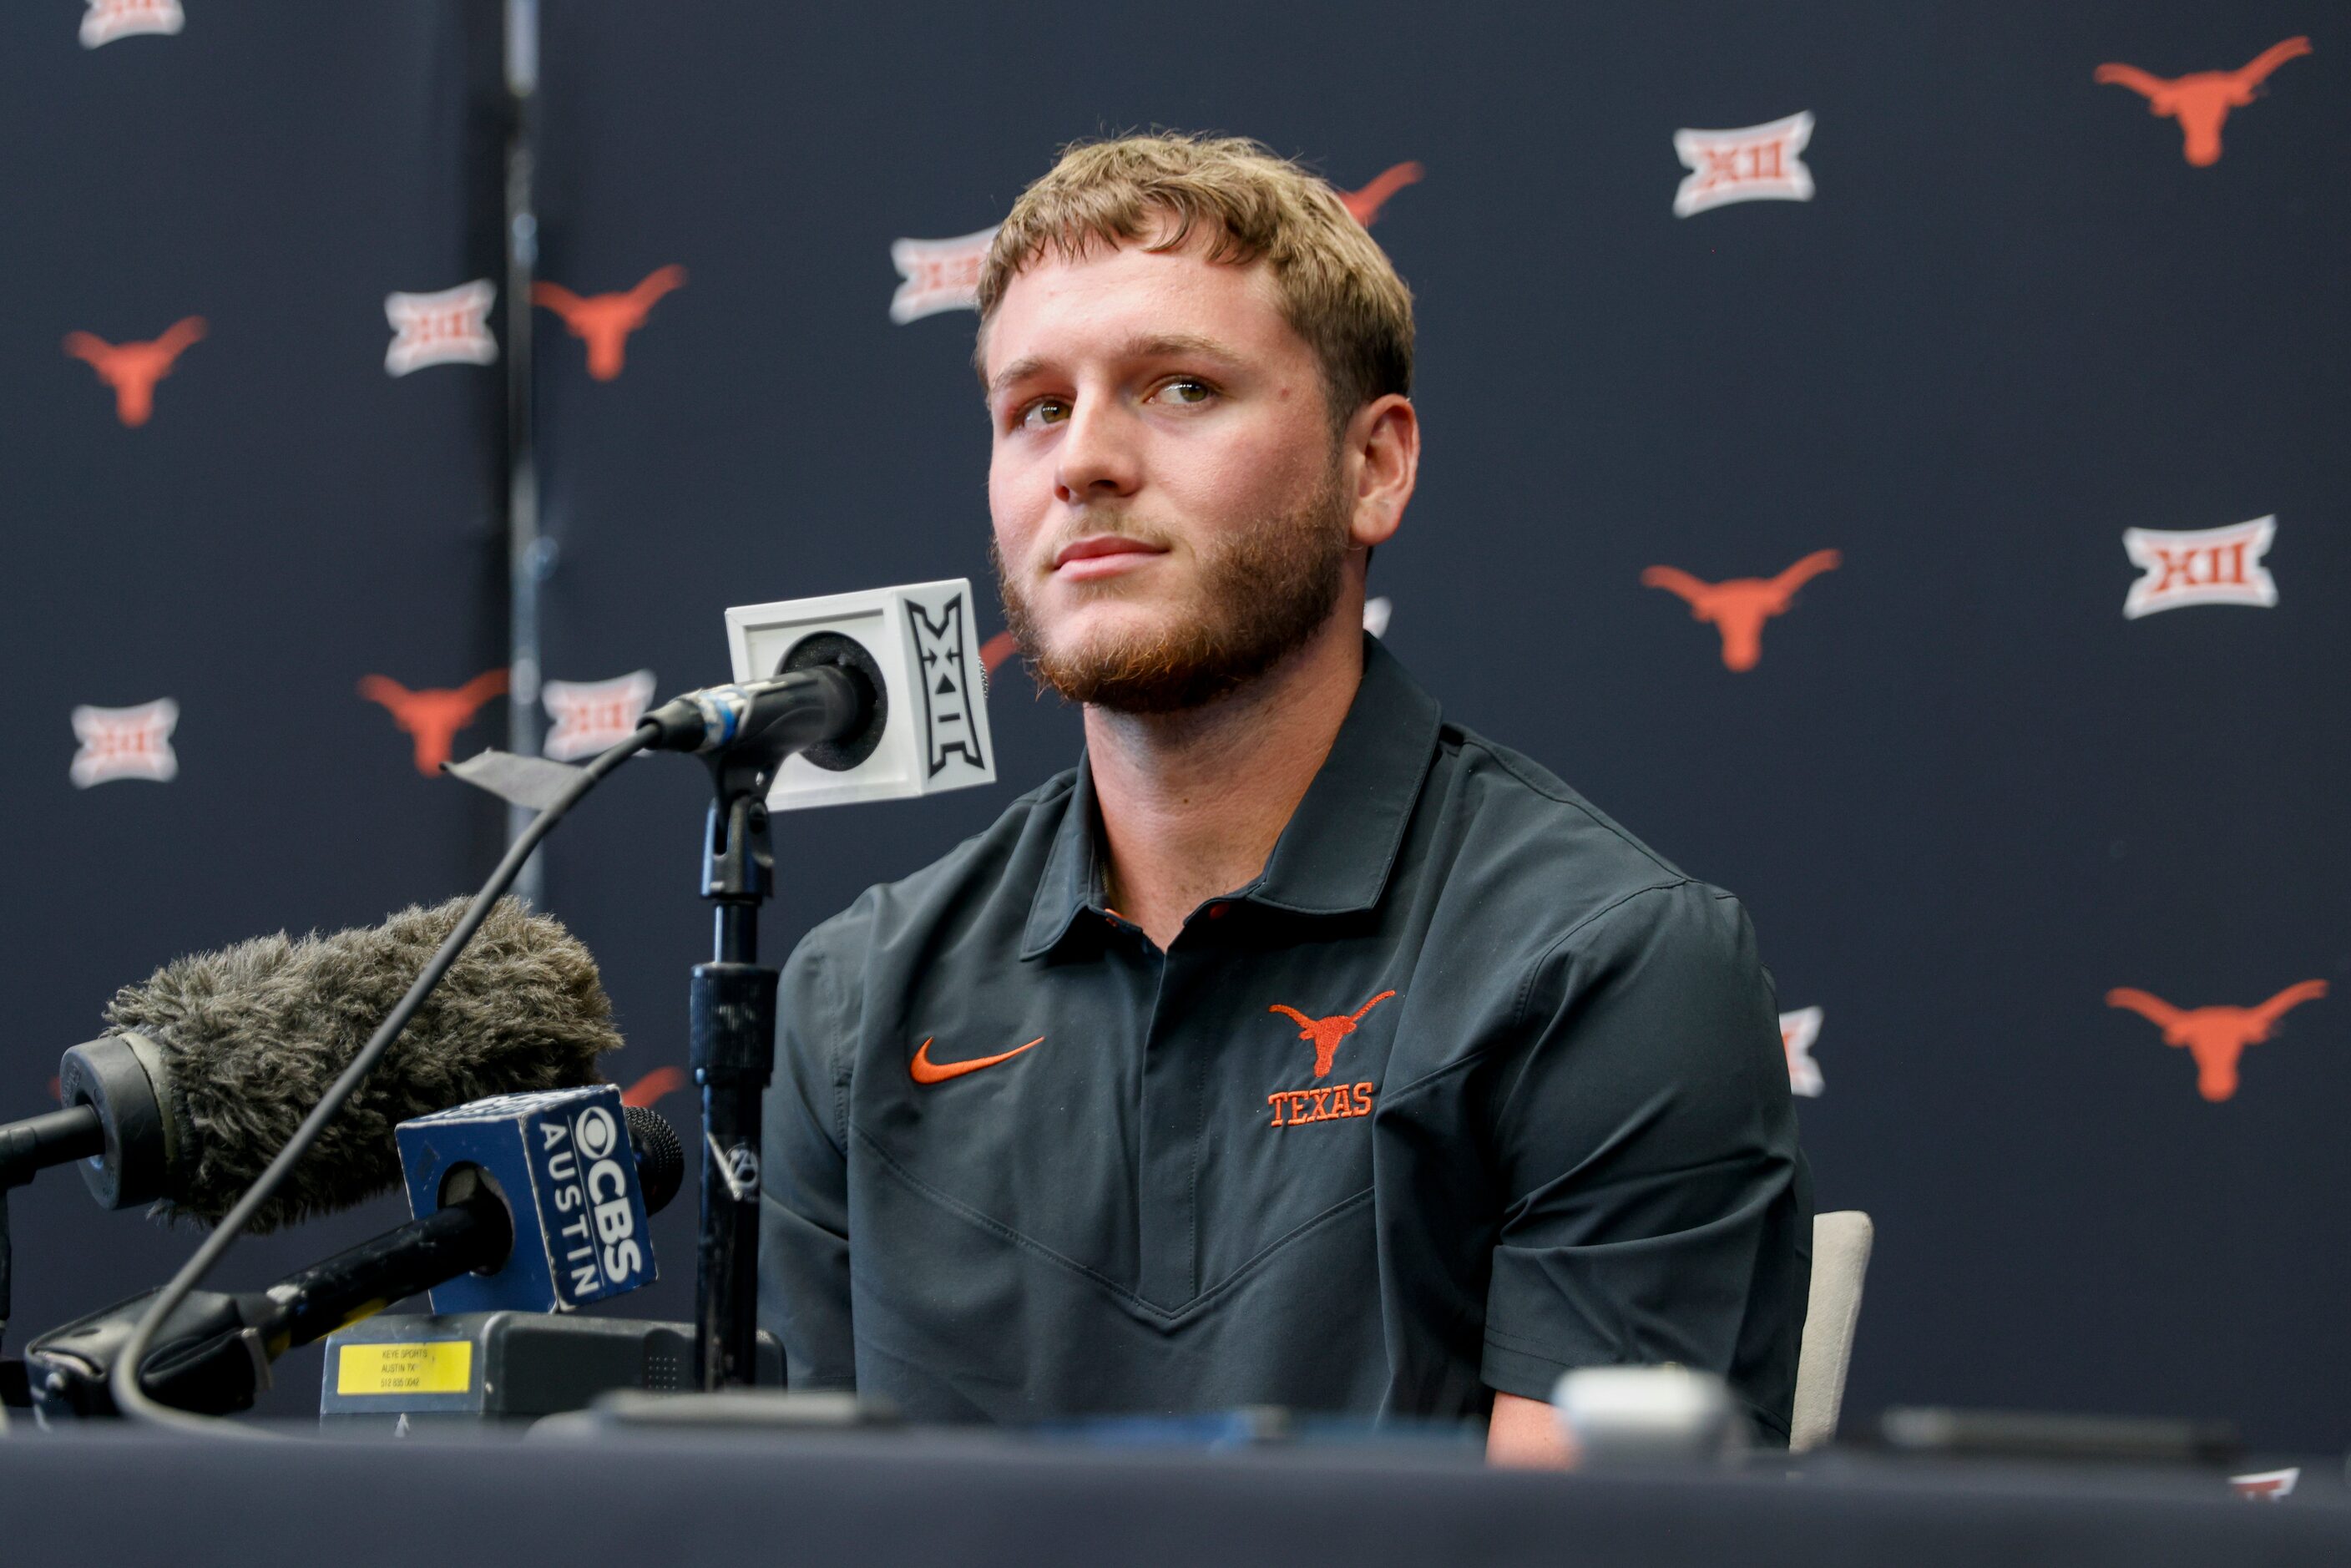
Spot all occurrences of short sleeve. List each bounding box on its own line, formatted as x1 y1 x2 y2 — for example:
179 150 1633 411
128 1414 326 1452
1479 883 1810 1441
759 920 861 1390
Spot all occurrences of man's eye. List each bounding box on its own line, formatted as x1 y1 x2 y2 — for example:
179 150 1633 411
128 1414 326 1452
1155 379 1213 407
1016 398 1070 430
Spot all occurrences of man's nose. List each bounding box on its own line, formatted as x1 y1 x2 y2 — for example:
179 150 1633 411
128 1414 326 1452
1053 399 1141 504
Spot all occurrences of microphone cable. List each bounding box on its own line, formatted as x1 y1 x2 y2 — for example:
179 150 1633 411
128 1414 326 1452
109 726 656 1434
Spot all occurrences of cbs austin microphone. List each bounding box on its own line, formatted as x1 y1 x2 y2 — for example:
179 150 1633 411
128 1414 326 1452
24 1085 683 1419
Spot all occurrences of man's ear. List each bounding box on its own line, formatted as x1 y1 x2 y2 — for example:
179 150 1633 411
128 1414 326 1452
1347 394 1418 551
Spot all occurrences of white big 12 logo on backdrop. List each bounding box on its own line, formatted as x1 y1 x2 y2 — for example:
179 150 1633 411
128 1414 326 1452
724 579 998 812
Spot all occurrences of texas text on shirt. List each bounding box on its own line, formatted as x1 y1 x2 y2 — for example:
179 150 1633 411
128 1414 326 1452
758 635 1813 1440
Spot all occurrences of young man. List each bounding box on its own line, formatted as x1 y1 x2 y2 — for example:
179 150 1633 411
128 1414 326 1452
761 135 1810 1463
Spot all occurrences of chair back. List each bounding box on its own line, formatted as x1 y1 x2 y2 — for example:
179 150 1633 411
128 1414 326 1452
1789 1209 1874 1452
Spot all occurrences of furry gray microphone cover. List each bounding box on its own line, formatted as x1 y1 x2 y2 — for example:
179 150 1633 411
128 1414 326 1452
103 896 623 1232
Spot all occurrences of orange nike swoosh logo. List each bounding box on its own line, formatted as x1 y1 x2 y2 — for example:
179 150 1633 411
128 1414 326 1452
909 1036 1043 1085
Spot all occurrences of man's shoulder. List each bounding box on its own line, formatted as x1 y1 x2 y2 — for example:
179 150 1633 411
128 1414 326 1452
1426 720 1739 949
786 768 1078 971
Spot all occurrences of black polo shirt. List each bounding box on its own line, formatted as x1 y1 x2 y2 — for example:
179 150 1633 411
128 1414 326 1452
760 637 1811 1439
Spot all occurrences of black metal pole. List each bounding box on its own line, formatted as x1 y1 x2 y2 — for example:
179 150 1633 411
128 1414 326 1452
678 663 867 1387
0 1105 105 1353
502 0 547 908
263 1196 509 1353
691 766 780 1388
0 1105 103 1413
0 1193 21 1418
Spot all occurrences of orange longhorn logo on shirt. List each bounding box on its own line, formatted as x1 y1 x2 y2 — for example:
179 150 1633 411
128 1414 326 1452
2106 980 2327 1101
63 317 206 427
1269 990 1397 1079
1340 162 1423 226
1641 550 1840 671
357 670 509 776
533 266 687 380
2095 37 2310 167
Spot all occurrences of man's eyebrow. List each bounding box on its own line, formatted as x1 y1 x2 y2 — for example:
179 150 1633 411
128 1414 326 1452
987 357 1046 402
985 334 1245 402
1122 331 1241 364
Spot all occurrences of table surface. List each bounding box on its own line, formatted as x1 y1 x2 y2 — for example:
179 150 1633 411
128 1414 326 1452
2 1424 2345 1567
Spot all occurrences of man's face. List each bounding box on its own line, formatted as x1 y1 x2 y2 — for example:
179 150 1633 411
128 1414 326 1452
983 235 1354 712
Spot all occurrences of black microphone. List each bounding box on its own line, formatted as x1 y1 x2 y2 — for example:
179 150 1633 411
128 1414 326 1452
47 895 624 1233
0 1108 106 1193
0 1107 109 1351
635 655 877 761
23 1104 685 1419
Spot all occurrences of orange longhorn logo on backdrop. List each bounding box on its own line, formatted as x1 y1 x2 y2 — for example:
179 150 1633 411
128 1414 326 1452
533 266 687 380
357 670 508 776
2106 980 2327 1101
1340 163 1423 226
2095 37 2311 166
620 1066 689 1108
63 317 206 427
1269 991 1396 1080
1641 549 1840 671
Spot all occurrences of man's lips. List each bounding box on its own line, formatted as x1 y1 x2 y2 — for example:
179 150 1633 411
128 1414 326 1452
1051 535 1168 582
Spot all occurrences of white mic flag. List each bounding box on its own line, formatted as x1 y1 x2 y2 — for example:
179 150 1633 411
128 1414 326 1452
724 579 998 811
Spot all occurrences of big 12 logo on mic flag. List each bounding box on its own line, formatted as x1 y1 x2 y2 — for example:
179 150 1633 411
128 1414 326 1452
397 1085 653 1313
908 595 985 777
725 579 998 811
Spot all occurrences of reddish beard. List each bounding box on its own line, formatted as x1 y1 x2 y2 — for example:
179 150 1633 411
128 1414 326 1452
993 465 1354 714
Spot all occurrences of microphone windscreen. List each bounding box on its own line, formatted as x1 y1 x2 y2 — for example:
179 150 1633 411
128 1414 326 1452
104 896 622 1232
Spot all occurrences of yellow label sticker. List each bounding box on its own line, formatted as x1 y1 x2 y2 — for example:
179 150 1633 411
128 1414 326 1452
336 1341 473 1396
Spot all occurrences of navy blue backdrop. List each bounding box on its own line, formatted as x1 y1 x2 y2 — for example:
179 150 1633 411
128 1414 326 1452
3 3 2345 1444
0 3 508 1411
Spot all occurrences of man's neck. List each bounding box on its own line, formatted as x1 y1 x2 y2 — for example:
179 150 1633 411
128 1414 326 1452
1084 608 1365 952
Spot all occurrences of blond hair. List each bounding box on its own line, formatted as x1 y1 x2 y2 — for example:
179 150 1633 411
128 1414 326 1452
976 134 1414 429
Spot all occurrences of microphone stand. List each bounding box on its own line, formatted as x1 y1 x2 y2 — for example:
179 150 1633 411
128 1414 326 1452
663 662 863 1390
1 1106 105 1412
0 1192 21 1414
692 748 780 1389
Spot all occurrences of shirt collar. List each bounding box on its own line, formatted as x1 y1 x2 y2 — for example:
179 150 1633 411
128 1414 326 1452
1019 760 1110 959
1019 636 1443 959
